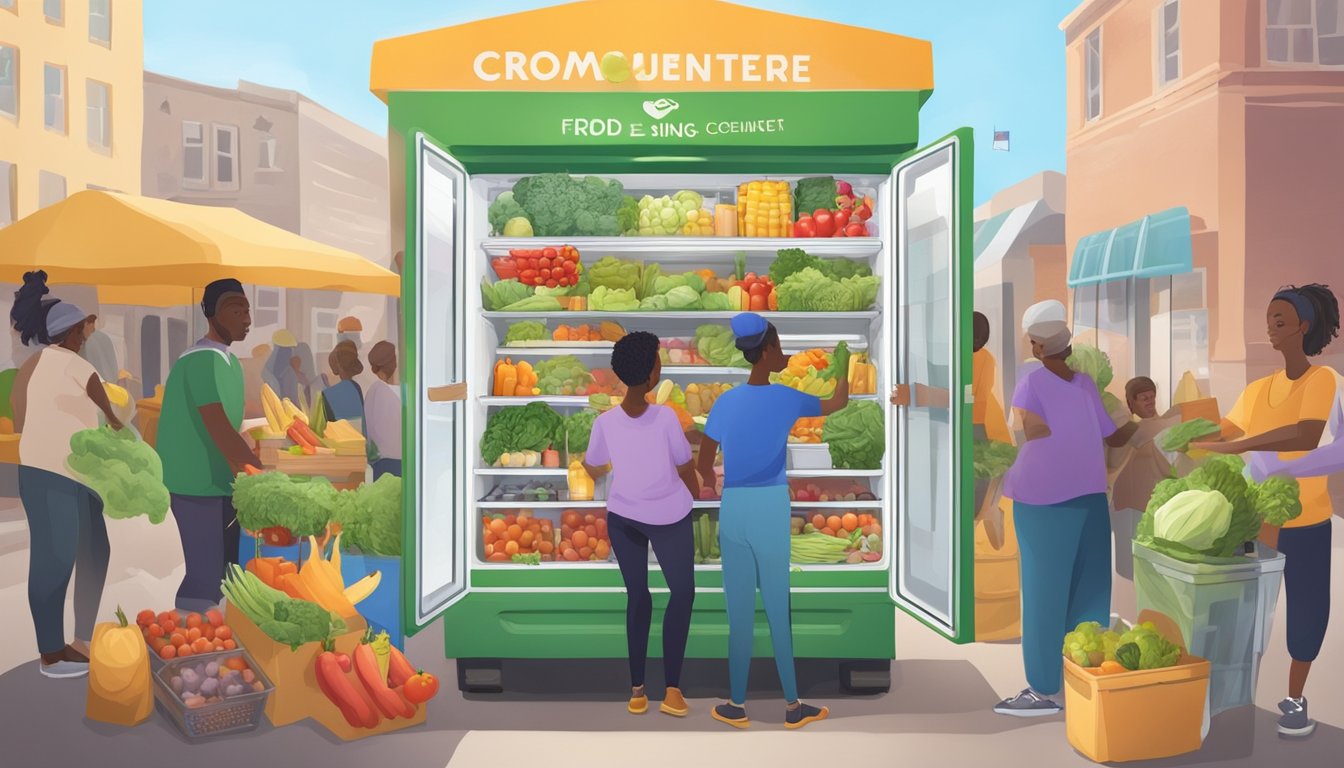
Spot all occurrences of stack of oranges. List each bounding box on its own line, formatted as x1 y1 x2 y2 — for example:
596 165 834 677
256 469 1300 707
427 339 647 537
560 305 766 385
482 512 555 562
559 510 611 562
136 608 235 661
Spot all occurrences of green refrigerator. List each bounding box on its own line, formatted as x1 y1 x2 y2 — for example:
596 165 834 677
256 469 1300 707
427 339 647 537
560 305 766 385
373 0 977 694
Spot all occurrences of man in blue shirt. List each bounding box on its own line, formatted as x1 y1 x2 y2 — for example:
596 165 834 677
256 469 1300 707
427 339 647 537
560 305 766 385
697 312 849 730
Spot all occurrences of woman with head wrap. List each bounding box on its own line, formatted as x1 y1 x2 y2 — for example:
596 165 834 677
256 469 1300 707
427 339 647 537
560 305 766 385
322 340 366 434
993 302 1140 717
1191 284 1340 739
8 271 124 679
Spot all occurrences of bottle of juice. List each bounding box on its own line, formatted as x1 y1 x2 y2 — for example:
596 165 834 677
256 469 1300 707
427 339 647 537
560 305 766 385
567 460 594 501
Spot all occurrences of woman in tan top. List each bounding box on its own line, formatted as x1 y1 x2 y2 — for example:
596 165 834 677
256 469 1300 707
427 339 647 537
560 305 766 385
10 271 123 679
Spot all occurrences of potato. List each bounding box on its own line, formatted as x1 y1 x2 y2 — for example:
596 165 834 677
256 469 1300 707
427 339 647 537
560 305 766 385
200 677 219 697
204 661 219 678
241 669 255 684
170 675 183 693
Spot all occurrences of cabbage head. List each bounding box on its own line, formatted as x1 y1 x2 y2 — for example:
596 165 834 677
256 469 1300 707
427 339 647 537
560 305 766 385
822 401 884 469
1153 489 1232 551
1067 344 1114 391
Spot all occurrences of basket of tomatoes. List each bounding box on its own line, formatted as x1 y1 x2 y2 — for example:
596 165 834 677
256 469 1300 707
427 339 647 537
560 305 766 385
136 607 239 670
498 246 583 289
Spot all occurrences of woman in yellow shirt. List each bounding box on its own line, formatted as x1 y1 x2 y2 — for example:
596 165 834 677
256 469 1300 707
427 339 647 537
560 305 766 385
972 312 1013 445
1193 284 1339 739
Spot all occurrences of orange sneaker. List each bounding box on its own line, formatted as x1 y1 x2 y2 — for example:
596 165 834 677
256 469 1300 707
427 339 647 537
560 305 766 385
660 687 689 717
628 688 649 715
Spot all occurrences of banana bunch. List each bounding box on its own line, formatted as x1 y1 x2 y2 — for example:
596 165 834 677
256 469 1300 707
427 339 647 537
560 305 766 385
322 419 366 456
299 534 380 618
684 382 735 417
775 368 837 398
260 383 309 437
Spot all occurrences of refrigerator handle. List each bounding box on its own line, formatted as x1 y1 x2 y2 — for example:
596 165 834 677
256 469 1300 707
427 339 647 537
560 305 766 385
427 382 468 403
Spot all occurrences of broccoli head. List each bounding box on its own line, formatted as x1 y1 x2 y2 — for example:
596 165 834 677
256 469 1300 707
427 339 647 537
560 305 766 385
1252 475 1303 527
487 191 529 236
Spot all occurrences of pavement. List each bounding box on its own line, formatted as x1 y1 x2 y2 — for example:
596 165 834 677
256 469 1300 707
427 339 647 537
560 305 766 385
0 494 1340 768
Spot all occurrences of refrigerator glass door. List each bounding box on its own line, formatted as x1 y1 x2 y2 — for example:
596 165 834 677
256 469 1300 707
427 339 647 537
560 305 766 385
887 134 972 641
409 135 470 631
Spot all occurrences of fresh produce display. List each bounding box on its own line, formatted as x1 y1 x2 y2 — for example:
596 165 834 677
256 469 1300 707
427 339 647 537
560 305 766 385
737 180 793 238
137 606 237 660
1159 418 1222 453
1067 344 1124 415
232 472 336 542
775 266 879 313
560 509 611 562
683 383 735 418
1138 454 1302 563
847 352 877 394
790 479 878 504
244 556 298 590
1063 621 1121 668
789 521 882 564
789 417 826 444
660 337 708 365
548 321 625 343
315 637 430 730
562 409 599 454
1065 620 1181 674
769 248 873 284
163 653 267 710
534 355 593 395
693 514 720 565
488 173 636 237
482 510 556 562
354 631 414 719
492 358 539 397
590 285 641 312
480 402 564 466
724 272 775 312
331 475 403 557
508 246 582 288
480 278 536 311
588 256 643 291
68 426 170 524
774 344 849 398
973 440 1019 480
584 369 625 397
504 321 547 346
629 191 706 236
220 566 345 651
683 208 715 236
694 325 750 368
823 401 885 470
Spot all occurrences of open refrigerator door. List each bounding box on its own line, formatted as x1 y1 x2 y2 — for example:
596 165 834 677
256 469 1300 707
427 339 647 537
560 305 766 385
886 131 976 643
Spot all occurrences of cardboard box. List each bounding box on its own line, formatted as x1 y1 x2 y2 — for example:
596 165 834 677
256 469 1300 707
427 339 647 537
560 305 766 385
1179 397 1220 425
224 603 366 728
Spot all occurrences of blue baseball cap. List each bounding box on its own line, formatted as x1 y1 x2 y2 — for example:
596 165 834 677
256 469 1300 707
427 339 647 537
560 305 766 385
731 312 771 351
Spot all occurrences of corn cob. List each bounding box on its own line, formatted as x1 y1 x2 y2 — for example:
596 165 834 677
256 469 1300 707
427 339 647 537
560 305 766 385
737 180 793 238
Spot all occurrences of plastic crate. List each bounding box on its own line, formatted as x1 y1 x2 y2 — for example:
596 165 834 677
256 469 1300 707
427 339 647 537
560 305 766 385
152 648 273 740
1133 540 1284 716
787 443 831 469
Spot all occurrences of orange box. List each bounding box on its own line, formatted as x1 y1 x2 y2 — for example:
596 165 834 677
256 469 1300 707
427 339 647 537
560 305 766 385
1063 656 1210 763
1179 398 1220 425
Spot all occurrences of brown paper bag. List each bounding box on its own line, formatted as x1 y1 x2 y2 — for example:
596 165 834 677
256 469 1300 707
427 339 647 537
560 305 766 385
225 603 366 727
86 608 153 726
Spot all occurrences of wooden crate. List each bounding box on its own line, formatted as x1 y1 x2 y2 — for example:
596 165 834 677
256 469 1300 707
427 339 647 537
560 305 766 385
272 452 366 483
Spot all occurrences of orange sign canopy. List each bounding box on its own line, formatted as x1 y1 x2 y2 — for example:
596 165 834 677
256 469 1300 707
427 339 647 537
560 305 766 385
371 0 933 99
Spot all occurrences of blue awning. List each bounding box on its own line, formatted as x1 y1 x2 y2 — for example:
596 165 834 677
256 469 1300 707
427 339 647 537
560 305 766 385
1068 207 1193 287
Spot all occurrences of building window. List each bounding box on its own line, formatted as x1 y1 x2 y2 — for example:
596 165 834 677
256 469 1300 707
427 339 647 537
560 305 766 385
182 121 206 186
1 160 15 226
1268 0 1344 66
213 123 239 190
1085 28 1102 121
0 45 15 119
89 0 111 47
252 286 284 328
86 80 111 151
313 308 340 357
1158 0 1181 85
38 170 65 208
43 64 65 133
43 0 62 24
258 136 278 170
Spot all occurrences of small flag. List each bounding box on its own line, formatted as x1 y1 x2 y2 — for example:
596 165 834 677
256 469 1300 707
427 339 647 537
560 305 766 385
992 130 1010 151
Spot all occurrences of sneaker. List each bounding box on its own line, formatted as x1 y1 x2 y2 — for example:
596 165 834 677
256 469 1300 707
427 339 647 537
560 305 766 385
712 702 750 729
628 689 649 715
39 659 88 679
1278 697 1316 738
784 701 829 730
660 687 689 717
994 688 1062 718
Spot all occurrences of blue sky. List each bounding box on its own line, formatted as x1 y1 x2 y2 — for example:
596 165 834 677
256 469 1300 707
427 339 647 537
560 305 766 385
145 0 1081 206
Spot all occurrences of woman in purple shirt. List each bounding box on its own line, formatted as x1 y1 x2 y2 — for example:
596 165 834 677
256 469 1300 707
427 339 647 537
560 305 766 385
994 311 1138 717
583 332 699 719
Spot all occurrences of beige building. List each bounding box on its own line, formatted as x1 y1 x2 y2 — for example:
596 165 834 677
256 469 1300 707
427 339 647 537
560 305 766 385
140 73 392 394
1062 0 1344 412
973 170 1068 403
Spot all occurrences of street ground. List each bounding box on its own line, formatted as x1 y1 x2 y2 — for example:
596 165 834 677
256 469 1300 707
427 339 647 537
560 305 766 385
0 492 1340 768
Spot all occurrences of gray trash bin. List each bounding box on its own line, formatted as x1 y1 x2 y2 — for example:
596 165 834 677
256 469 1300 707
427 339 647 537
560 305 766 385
1133 540 1284 717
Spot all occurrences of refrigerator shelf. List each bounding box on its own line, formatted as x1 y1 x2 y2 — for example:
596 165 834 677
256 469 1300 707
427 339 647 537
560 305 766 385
483 236 882 258
479 394 880 407
496 336 869 357
693 500 883 509
478 500 606 509
474 466 881 479
482 310 880 321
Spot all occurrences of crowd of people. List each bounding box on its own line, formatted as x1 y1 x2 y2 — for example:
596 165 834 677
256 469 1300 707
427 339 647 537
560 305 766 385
8 273 404 678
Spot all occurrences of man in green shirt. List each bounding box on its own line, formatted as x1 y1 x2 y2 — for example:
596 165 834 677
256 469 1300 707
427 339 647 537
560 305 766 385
157 279 260 612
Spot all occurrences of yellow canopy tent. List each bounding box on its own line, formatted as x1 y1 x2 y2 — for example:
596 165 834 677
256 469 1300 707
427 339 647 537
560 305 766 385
0 190 400 306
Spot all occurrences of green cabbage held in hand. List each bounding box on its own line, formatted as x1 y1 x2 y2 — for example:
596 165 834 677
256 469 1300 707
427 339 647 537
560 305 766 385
1160 418 1222 453
503 321 547 346
68 427 170 524
1251 475 1303 527
973 440 1019 480
822 401 884 469
480 402 564 466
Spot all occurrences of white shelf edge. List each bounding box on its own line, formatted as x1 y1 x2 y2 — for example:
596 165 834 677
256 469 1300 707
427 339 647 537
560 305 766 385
475 468 568 476
480 394 878 407
483 236 882 257
483 310 880 321
474 500 882 510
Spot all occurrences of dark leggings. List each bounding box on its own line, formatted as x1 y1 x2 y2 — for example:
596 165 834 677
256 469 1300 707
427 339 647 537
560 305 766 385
607 511 696 689
1278 520 1332 663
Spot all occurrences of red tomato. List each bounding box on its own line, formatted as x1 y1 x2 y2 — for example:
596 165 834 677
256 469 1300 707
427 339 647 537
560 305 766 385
561 260 576 273
813 210 835 237
519 269 538 284
403 671 440 704
205 609 224 627
855 203 873 221
540 268 552 279
147 623 165 639
749 282 770 298
538 257 552 270
845 222 867 237
834 209 852 230
749 293 768 311
546 279 559 288
542 247 558 260
136 610 155 628
793 217 816 238
526 258 539 271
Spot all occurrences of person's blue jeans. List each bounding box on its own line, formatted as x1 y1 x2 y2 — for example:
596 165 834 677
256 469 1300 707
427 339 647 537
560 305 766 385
19 467 110 654
1014 493 1112 696
372 458 402 480
719 485 797 704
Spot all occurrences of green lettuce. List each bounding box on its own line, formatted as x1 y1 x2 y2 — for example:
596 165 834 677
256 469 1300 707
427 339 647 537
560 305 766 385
504 321 547 346
822 401 885 469
695 325 748 368
1160 418 1222 453
68 427 170 523
590 285 640 312
480 403 564 466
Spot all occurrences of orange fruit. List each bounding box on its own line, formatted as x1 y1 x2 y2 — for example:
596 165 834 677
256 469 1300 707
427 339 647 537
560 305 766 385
820 527 836 537
485 543 495 557
584 514 596 525
578 546 593 560
842 513 859 532
186 613 203 629
488 552 509 562
170 632 186 647
505 540 520 556
516 514 531 527
826 515 843 532
572 530 589 549
585 524 598 540
563 548 581 561
223 639 236 650
538 540 554 555
484 531 498 546
159 645 177 660
520 531 535 548
507 524 523 541
489 519 507 535
186 627 202 643
177 646 194 658
215 626 232 641
811 514 826 530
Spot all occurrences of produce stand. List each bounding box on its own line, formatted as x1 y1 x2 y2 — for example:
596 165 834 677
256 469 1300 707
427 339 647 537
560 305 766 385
1133 540 1284 716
